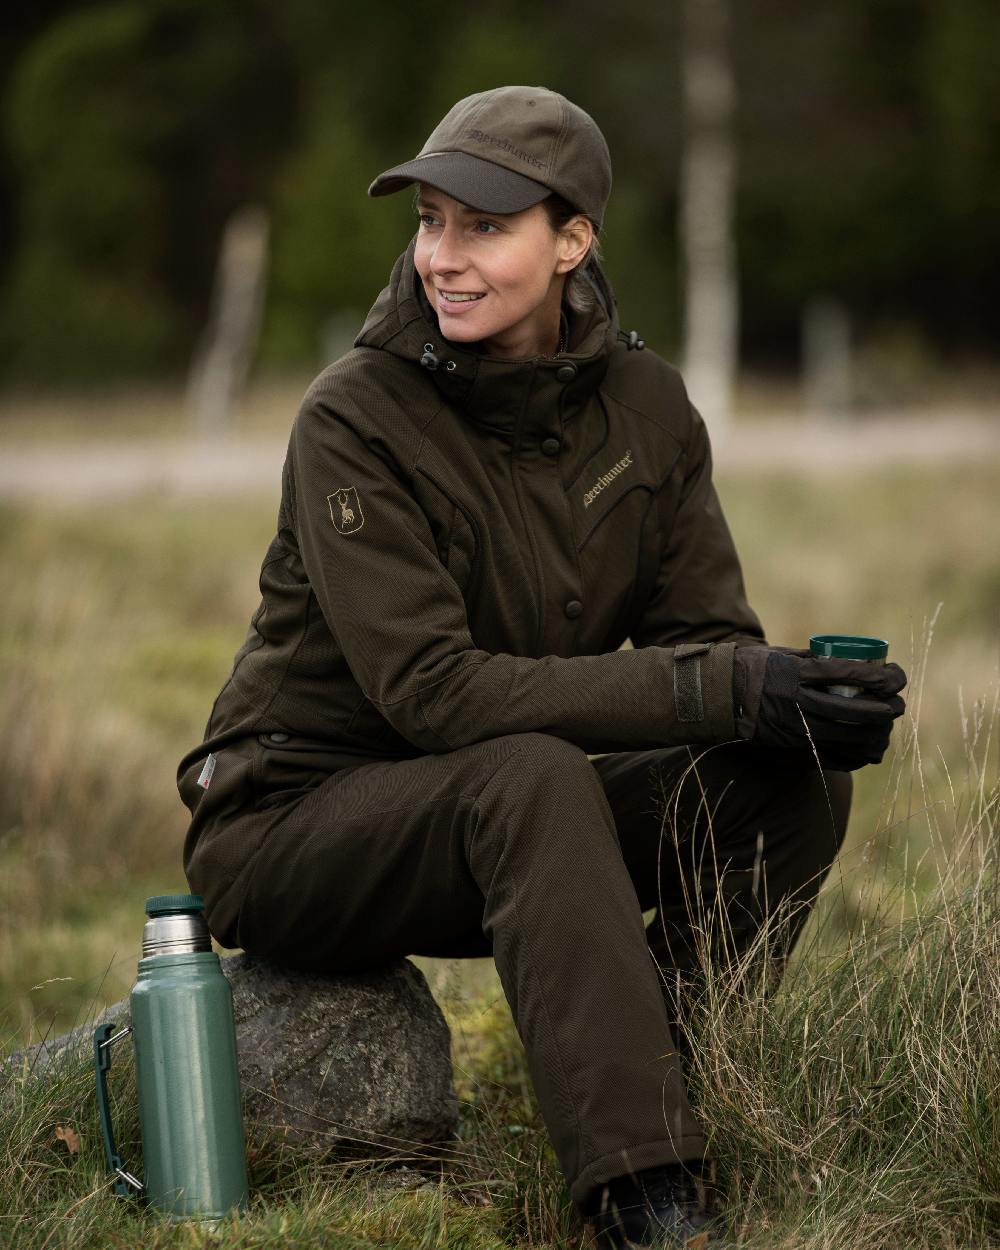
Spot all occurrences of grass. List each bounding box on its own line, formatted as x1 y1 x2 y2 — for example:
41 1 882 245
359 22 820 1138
1 439 999 1246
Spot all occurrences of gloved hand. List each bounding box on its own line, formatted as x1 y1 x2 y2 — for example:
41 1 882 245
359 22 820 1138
733 646 907 771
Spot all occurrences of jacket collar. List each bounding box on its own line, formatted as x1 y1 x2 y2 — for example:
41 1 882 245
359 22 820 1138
356 238 619 439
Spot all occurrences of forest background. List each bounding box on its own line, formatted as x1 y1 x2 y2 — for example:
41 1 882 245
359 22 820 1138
2 3 1000 1248
2 0 999 387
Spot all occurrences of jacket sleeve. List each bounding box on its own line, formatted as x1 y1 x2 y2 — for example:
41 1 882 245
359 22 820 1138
629 402 767 652
289 396 740 755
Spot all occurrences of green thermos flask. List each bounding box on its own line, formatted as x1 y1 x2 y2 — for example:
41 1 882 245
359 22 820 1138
94 894 249 1221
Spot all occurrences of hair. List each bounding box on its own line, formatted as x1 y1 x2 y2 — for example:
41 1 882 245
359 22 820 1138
541 194 603 313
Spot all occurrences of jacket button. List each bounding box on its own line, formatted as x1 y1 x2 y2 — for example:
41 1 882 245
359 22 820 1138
541 437 561 456
556 364 577 383
269 732 290 744
564 599 583 619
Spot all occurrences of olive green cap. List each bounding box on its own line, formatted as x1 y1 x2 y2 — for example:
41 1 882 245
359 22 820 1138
809 635 889 660
368 85 612 228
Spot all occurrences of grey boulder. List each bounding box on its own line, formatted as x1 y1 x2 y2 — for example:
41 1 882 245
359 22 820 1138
8 955 458 1150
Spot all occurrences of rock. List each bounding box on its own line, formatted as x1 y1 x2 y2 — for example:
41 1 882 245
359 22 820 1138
226 954 458 1146
6 955 458 1150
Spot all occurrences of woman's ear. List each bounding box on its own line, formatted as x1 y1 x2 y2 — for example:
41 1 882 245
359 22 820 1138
555 215 595 274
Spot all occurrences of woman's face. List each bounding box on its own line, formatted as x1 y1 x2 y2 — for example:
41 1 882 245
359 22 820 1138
413 185 589 360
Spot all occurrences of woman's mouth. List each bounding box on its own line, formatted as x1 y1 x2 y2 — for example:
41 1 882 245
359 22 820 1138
438 290 486 306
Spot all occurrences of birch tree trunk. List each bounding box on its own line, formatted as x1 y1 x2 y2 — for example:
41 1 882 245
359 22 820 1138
803 295 853 422
187 205 270 439
680 0 738 441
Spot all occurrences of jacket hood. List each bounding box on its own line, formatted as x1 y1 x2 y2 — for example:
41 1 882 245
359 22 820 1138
354 237 624 434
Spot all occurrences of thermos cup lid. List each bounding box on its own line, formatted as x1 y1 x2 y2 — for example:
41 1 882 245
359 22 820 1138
809 635 888 661
145 893 205 917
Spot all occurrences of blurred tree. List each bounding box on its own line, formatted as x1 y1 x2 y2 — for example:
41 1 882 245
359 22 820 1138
3 3 176 379
2 0 295 381
736 0 1000 366
680 0 738 436
0 1 82 294
0 0 998 386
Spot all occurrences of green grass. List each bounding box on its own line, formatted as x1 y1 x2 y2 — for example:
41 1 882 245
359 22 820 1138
2 456 999 1246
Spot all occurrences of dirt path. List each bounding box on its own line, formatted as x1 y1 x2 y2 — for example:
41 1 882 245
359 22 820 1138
1 412 997 501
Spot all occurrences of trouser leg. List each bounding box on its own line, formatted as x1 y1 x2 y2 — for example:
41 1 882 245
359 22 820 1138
592 742 852 1037
185 732 706 1204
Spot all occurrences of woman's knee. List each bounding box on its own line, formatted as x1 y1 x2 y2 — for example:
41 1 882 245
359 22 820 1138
466 732 611 866
488 731 595 791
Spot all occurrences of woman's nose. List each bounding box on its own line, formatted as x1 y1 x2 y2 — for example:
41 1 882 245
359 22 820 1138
429 225 466 276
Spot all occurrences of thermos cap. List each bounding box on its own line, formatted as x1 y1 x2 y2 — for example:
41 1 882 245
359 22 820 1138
146 894 205 917
809 635 889 661
143 894 211 957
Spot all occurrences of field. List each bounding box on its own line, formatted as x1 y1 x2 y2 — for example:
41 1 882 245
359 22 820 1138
1 405 998 1248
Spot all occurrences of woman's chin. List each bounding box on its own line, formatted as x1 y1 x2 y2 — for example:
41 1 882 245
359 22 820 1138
438 318 488 344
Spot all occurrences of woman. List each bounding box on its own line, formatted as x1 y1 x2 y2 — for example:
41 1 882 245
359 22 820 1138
178 86 906 1248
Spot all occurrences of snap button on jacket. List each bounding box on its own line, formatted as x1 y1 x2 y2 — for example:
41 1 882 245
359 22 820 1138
178 240 764 785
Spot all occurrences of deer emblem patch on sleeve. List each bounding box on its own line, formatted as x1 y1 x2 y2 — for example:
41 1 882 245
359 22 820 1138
327 487 364 534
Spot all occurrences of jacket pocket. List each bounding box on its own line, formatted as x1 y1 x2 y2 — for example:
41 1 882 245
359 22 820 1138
251 735 344 810
575 442 681 552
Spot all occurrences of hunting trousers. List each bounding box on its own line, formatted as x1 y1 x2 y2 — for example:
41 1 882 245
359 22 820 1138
181 734 850 1205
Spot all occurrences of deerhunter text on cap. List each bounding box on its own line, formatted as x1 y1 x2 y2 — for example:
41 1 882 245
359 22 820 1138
368 85 612 228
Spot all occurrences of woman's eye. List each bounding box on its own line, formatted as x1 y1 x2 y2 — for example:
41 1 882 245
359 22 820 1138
418 213 438 227
475 220 500 234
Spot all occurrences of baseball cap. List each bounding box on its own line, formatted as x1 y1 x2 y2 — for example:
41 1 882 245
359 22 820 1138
368 85 612 229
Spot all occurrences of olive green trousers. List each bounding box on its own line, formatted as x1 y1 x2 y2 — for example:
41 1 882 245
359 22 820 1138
181 734 850 1205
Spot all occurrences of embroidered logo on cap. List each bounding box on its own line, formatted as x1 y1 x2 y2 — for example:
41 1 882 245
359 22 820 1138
465 129 547 171
328 487 364 535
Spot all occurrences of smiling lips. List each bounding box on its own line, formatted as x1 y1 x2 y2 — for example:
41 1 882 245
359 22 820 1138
438 290 486 308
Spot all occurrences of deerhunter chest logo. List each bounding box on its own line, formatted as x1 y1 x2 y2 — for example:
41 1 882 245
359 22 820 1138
583 450 634 508
328 487 364 535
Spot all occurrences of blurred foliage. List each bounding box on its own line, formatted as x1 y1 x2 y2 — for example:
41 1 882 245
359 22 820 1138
0 0 998 383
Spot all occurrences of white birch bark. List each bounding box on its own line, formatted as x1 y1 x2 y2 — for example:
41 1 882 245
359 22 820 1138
187 205 270 439
680 0 738 441
803 296 853 421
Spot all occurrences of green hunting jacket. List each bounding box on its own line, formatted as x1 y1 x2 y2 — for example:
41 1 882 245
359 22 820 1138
177 241 765 800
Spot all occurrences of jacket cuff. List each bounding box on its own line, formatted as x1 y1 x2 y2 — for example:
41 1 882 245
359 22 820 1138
732 643 771 741
670 641 738 744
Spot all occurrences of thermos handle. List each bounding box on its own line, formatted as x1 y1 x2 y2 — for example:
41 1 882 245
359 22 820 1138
93 1022 145 1198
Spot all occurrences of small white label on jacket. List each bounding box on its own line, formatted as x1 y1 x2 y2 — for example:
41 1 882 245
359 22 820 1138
583 449 634 507
328 486 365 534
197 753 217 790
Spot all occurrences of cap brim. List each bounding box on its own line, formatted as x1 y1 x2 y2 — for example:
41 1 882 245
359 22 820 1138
368 151 550 214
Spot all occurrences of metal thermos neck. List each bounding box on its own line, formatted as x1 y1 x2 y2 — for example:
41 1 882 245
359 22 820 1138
142 911 211 957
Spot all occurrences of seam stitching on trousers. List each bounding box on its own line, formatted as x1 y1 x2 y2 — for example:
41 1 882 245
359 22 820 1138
521 915 597 1167
477 738 600 1169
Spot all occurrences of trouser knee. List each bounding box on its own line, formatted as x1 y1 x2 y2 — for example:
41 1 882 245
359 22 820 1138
464 732 615 881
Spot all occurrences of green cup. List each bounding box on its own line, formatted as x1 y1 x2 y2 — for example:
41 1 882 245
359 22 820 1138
809 634 888 698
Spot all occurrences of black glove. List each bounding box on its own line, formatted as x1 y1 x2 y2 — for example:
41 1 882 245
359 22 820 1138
733 646 907 771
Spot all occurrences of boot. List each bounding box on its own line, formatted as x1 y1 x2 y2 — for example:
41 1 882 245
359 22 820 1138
581 1162 719 1248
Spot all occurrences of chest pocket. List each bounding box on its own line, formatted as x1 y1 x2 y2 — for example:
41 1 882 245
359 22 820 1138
573 452 665 552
